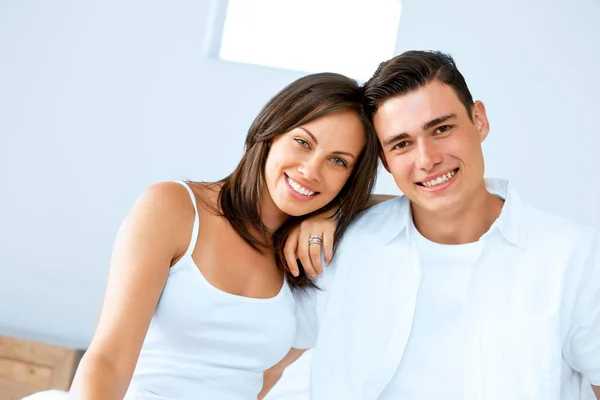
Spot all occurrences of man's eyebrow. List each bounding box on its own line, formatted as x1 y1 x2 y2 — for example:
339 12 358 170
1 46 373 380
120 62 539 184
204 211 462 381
422 113 457 131
383 133 410 147
383 114 458 148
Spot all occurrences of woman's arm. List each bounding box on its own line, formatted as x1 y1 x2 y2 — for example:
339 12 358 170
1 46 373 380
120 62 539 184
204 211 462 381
70 183 192 400
285 193 396 278
258 348 307 399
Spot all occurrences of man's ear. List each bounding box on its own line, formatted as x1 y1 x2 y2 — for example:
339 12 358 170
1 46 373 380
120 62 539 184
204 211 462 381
472 100 490 142
378 144 390 173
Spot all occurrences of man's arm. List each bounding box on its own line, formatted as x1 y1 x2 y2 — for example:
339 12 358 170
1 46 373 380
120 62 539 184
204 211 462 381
258 348 307 399
563 231 600 397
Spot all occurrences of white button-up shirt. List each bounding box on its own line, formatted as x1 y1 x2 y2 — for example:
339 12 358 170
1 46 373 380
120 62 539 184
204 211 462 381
294 179 600 400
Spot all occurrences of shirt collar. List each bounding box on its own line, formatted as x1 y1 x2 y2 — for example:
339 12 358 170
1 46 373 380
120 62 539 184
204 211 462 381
383 178 528 249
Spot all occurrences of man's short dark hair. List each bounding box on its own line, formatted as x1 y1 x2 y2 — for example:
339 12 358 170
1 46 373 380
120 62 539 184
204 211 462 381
363 50 474 121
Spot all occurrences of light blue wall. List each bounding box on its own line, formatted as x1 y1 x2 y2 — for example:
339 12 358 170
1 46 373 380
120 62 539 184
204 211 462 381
0 0 599 350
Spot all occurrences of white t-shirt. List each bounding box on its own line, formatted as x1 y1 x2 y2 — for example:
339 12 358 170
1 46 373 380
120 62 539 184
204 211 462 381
294 179 600 400
379 218 483 399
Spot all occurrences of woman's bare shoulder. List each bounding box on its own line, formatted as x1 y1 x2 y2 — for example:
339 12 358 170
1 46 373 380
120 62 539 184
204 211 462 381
186 181 224 213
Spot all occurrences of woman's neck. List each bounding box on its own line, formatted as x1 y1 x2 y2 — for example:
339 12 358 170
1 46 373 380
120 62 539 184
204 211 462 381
258 188 289 233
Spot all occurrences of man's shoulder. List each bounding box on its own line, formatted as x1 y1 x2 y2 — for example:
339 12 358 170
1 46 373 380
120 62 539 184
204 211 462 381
347 195 407 233
322 196 408 285
522 202 598 248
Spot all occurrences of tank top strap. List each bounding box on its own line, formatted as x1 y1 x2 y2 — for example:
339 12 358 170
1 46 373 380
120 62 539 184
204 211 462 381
175 181 200 259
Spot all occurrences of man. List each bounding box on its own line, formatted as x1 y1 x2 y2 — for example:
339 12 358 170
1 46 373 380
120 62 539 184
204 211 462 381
291 51 600 399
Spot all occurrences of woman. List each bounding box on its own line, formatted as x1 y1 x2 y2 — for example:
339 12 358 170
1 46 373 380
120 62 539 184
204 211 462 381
69 72 380 399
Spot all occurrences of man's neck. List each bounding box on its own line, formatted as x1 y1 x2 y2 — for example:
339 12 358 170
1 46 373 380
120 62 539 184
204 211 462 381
411 184 504 245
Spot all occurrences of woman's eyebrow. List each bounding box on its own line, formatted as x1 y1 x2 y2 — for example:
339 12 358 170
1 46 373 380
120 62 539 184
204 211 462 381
298 126 357 159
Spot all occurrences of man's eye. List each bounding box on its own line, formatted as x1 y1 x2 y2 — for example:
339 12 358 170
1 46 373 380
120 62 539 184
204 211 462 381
435 125 451 134
393 141 409 150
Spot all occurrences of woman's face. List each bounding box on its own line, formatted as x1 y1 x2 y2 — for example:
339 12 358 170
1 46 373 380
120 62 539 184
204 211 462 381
264 110 366 217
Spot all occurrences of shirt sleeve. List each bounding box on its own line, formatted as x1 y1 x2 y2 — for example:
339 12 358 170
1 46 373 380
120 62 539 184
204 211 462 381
563 230 600 385
293 286 319 349
293 255 337 350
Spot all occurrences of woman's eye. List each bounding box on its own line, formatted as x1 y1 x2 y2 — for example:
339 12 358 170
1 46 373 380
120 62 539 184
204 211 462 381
331 157 348 168
295 138 310 148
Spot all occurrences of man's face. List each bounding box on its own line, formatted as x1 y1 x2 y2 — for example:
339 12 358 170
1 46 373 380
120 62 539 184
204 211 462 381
373 80 490 215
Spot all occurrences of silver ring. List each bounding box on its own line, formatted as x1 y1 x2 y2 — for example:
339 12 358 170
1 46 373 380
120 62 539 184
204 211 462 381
308 236 323 246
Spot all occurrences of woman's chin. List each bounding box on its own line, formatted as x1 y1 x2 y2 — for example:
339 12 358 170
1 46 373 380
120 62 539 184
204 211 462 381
272 189 332 218
276 200 322 218
278 205 311 218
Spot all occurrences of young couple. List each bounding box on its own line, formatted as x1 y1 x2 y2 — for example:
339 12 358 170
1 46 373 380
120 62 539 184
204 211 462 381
70 51 600 399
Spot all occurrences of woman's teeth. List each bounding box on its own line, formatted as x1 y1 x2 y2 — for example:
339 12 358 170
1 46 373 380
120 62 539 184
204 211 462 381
287 177 315 196
421 169 457 188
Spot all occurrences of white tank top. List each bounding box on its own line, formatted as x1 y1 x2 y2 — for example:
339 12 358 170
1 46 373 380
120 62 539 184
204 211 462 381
124 181 297 399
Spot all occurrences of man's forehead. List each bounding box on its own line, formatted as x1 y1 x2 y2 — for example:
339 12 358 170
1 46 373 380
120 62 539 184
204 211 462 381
384 81 458 109
376 97 458 134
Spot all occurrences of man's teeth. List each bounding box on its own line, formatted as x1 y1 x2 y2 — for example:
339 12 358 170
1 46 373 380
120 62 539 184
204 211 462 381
287 177 315 196
422 170 456 188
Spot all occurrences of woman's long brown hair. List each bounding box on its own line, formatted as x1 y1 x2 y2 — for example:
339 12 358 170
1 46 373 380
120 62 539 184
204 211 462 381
202 73 379 289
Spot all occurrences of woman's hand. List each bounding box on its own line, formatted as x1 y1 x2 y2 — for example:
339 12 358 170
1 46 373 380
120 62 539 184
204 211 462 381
283 194 396 279
284 211 337 279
